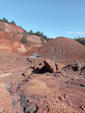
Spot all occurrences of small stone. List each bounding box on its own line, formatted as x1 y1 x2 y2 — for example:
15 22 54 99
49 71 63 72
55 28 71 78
25 104 37 113
24 68 33 76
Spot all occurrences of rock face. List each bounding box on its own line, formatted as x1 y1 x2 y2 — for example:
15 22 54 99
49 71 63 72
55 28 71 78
44 59 56 73
0 38 27 52
26 34 47 55
26 34 47 45
0 21 24 34
0 21 26 52
0 20 47 53
38 37 85 61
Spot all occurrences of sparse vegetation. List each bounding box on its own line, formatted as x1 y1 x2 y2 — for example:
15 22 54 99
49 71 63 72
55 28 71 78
0 17 53 42
13 35 16 39
28 30 34 35
2 17 8 23
21 32 29 46
21 36 27 44
11 21 16 25
0 17 16 25
23 29 53 42
74 37 85 46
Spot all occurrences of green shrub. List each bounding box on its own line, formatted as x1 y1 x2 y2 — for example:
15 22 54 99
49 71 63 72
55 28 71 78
28 30 34 35
75 38 85 46
2 17 8 23
11 21 16 25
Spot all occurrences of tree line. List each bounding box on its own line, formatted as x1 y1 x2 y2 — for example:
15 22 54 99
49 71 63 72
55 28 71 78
0 17 53 42
25 30 52 41
0 17 16 25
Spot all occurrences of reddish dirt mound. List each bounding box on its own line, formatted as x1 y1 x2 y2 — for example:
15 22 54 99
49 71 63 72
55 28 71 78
38 37 85 61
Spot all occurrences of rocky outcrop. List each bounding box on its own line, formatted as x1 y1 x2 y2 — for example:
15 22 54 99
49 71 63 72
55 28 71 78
0 21 24 34
24 59 65 74
44 59 56 73
0 38 27 52
63 61 85 75
0 21 26 52
0 20 47 53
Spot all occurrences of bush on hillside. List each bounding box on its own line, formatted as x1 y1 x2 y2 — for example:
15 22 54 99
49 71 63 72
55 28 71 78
11 21 16 25
28 30 34 35
2 17 8 23
75 38 85 46
0 18 52 42
35 31 42 36
0 17 16 26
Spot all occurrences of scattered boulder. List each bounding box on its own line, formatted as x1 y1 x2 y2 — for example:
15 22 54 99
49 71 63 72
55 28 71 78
63 61 85 75
24 68 33 76
71 61 84 71
44 59 56 73
71 61 81 71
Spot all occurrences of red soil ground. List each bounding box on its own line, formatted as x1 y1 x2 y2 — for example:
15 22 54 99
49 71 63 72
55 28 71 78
0 21 85 113
0 52 84 113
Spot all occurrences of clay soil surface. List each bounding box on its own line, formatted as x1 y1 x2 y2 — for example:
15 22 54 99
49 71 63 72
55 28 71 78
38 37 85 61
0 52 85 113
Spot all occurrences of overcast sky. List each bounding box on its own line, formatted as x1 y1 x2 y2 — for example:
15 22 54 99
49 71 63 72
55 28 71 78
0 0 85 38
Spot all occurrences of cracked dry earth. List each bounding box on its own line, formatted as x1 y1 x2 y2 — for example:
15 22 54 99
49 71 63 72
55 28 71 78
0 52 85 113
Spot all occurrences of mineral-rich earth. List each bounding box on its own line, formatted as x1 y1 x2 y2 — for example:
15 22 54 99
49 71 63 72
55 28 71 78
0 21 85 113
0 52 85 113
38 37 85 61
0 21 46 53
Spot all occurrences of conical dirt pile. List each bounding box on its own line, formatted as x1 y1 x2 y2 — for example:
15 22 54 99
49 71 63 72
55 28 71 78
38 37 85 61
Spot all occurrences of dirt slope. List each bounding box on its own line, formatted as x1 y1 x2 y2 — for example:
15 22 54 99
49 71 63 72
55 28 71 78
38 37 85 61
0 21 46 53
0 21 24 34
